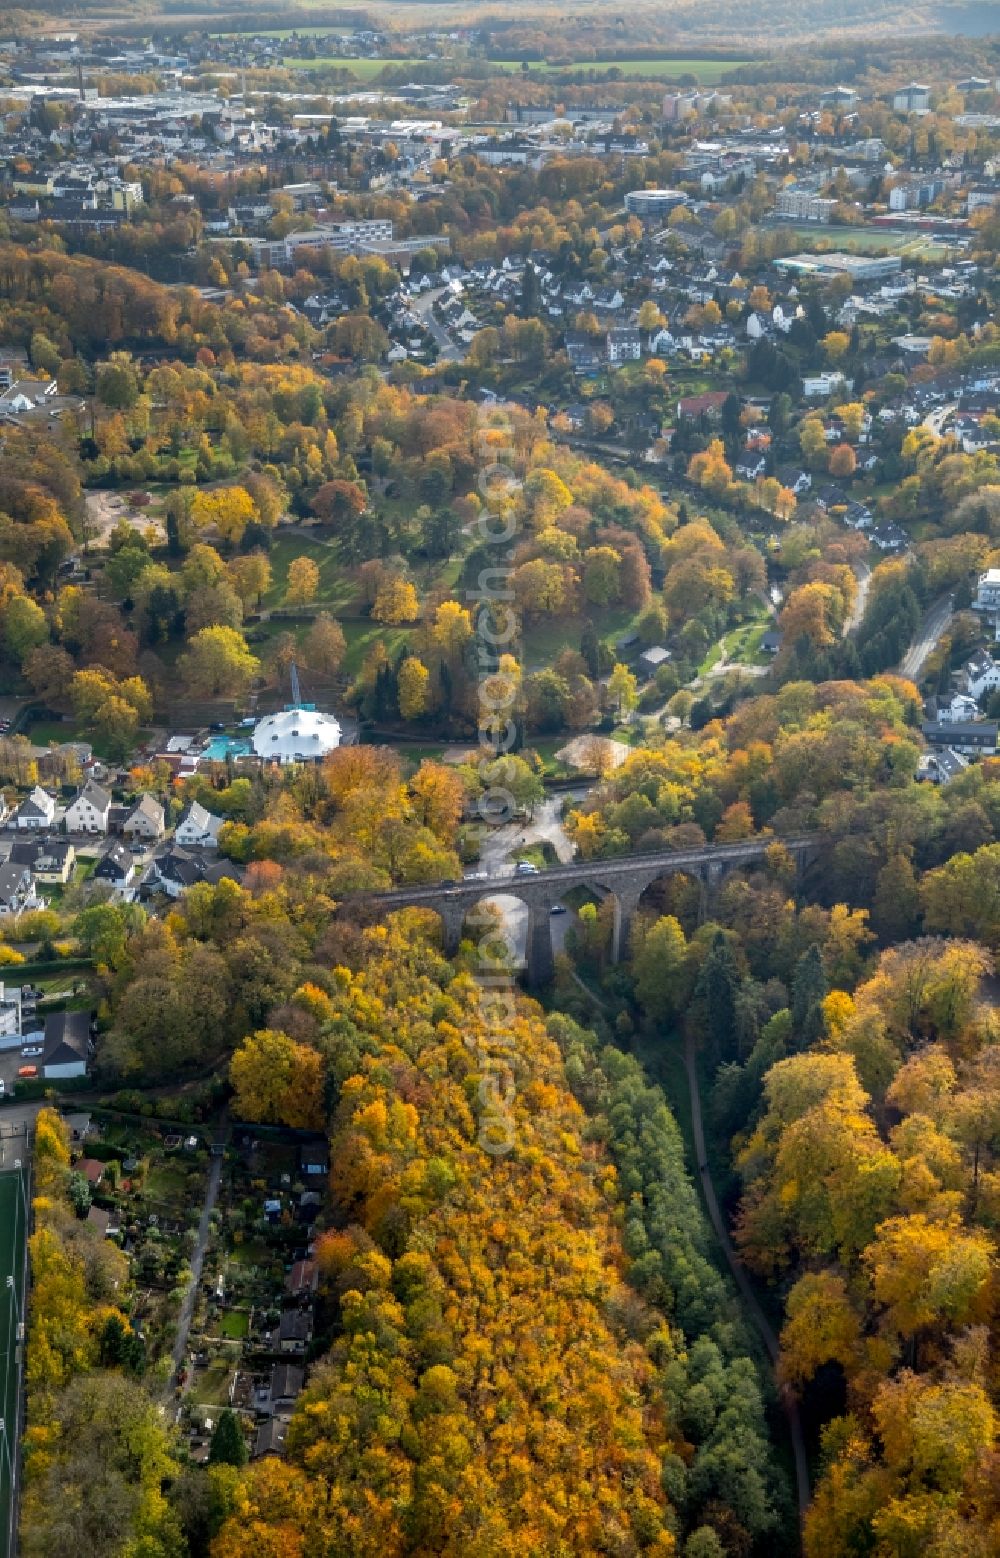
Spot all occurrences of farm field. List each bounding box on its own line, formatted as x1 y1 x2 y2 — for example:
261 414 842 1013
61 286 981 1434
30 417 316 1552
494 57 752 80
277 53 751 81
282 55 427 73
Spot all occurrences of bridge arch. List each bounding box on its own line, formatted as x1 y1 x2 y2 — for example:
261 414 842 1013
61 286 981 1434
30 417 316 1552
343 835 821 989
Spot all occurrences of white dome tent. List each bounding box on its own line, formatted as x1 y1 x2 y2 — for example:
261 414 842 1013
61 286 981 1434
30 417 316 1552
252 706 341 765
252 663 341 765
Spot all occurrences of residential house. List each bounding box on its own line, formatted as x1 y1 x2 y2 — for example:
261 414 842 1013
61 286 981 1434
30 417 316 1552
776 466 812 495
922 719 999 755
268 1363 304 1414
974 568 1000 616
254 1419 287 1459
123 793 165 843
65 780 111 835
0 983 23 1048
75 1157 105 1187
735 452 767 481
276 1309 313 1353
871 523 909 552
151 845 241 899
803 371 851 398
175 800 223 849
299 1142 329 1178
42 1009 91 1079
87 1205 121 1238
638 646 672 679
919 747 968 783
286 1260 318 1298
963 648 1000 700
0 863 36 916
844 502 874 530
607 326 642 364
676 391 729 421
13 786 55 831
298 1190 322 1226
591 285 625 312
9 836 75 884
93 841 135 890
761 631 784 655
937 692 980 724
564 332 605 375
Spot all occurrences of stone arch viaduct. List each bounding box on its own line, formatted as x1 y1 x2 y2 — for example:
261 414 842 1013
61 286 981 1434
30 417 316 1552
345 834 821 987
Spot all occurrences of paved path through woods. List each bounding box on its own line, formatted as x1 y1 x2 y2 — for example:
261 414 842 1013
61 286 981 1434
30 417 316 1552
167 1119 228 1402
683 1033 811 1524
898 593 954 683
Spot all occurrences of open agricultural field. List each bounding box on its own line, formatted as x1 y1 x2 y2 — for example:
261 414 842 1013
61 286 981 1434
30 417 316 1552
279 53 752 81
282 55 428 73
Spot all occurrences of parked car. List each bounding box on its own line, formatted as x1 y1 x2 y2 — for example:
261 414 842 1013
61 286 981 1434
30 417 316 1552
17 1065 37 1079
515 861 540 875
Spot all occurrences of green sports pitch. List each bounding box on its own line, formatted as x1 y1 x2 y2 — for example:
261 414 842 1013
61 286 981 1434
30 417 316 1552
0 1163 28 1558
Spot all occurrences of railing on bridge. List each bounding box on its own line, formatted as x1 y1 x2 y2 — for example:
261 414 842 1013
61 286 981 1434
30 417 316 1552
341 834 821 986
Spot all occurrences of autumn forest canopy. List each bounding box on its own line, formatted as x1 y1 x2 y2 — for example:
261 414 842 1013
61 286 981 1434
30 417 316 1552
5 7 1000 1558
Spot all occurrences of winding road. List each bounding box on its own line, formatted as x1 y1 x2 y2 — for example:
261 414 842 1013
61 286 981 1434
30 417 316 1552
684 1033 811 1525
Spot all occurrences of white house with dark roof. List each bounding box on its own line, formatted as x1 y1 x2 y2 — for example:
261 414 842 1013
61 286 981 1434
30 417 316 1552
962 648 1000 701
42 1009 90 1079
0 863 37 917
175 800 223 849
65 780 111 835
94 840 135 891
13 786 55 831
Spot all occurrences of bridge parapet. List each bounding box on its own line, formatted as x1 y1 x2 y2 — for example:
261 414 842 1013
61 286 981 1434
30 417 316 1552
344 834 820 985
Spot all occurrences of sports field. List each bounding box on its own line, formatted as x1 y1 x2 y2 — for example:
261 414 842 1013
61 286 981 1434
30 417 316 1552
0 1165 28 1558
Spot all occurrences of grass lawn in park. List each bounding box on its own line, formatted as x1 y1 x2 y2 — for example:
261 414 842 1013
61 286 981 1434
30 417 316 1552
261 534 357 613
339 618 414 677
521 603 645 672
